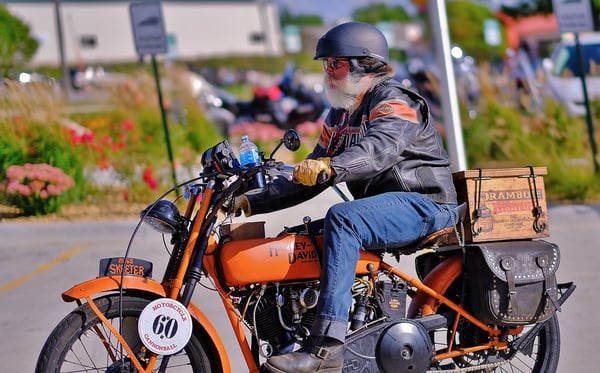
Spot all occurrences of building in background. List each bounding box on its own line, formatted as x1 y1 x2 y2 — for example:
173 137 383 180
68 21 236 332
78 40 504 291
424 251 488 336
3 0 283 67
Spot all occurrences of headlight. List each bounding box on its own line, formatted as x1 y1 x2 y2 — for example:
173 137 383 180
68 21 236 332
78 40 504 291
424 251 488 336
141 200 185 234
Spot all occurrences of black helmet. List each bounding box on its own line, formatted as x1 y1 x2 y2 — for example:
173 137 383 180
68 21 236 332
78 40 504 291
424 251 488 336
314 22 389 63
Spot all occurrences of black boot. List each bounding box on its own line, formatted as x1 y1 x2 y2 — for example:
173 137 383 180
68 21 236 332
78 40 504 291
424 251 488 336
263 337 344 373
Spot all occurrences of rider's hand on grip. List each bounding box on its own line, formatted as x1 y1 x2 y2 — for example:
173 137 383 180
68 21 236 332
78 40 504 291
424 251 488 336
293 157 331 186
222 195 251 217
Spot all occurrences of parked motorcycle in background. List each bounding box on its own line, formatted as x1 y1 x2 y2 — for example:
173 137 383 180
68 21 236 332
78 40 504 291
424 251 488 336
194 65 328 137
36 129 575 373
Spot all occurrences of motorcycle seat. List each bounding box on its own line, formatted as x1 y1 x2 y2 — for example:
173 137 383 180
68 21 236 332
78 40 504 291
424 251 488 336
388 202 467 255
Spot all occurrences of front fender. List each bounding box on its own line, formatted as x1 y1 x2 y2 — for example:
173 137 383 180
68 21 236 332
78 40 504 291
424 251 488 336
407 254 463 318
62 276 231 372
62 276 167 302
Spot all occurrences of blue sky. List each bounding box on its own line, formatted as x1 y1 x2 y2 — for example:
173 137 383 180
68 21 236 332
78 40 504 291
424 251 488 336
272 0 417 24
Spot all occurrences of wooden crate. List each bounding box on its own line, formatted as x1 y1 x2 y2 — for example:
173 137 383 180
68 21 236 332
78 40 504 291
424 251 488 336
452 167 549 243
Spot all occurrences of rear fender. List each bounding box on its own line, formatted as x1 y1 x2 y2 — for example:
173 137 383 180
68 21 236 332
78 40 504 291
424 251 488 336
62 276 231 372
407 254 463 318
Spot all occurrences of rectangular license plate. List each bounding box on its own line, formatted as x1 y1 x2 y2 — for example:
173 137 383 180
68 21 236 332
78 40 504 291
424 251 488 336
99 257 153 278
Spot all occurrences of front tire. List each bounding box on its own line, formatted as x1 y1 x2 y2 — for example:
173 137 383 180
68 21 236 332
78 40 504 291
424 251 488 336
35 295 217 372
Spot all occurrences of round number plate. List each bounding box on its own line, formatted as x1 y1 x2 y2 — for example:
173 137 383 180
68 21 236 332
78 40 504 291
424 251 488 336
138 298 193 355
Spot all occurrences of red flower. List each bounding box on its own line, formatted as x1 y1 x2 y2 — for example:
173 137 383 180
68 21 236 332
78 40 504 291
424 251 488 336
122 120 135 131
147 179 158 190
99 159 110 170
69 129 81 145
143 167 158 191
81 132 95 143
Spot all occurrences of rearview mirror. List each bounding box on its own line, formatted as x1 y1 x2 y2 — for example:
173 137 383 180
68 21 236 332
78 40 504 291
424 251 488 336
269 129 301 158
282 129 301 151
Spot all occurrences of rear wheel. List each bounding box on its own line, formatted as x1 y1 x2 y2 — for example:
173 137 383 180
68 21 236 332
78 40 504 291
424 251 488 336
35 295 217 372
441 314 560 372
432 278 561 372
497 314 560 372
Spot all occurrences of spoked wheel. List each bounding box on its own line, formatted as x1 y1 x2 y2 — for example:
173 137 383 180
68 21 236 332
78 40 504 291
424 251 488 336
493 314 560 373
441 314 560 372
35 295 217 373
428 275 561 373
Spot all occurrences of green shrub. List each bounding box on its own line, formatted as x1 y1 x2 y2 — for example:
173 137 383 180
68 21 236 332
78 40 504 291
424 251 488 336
0 163 74 216
461 64 600 203
0 115 87 211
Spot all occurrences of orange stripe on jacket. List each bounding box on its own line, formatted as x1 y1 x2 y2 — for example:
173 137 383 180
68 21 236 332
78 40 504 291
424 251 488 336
369 101 418 123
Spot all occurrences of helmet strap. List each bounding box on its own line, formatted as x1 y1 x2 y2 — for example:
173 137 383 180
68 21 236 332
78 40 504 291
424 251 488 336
349 59 386 74
349 59 365 74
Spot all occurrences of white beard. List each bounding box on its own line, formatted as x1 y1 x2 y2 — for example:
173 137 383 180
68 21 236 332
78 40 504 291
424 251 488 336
324 72 372 110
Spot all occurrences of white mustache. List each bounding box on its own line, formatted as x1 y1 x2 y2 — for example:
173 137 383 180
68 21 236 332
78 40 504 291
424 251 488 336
324 73 369 110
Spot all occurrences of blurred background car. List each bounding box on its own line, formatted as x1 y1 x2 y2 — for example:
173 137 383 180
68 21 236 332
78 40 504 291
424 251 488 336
0 71 63 99
71 66 131 90
542 32 600 116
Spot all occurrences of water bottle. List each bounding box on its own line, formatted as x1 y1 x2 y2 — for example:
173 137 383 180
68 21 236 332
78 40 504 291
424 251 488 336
239 135 260 167
238 135 265 191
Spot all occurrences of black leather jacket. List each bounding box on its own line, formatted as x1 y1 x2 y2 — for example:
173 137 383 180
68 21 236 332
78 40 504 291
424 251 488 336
247 78 457 215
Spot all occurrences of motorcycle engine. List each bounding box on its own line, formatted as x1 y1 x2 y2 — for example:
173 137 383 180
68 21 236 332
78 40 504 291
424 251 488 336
236 277 434 371
238 283 319 355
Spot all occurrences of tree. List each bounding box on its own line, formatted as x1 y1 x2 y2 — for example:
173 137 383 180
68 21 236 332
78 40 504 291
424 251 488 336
279 7 324 26
500 0 600 33
0 5 39 77
352 3 412 24
501 0 599 28
447 1 507 62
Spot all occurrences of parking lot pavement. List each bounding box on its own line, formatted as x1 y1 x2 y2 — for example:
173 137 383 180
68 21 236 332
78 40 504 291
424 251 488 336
0 199 595 372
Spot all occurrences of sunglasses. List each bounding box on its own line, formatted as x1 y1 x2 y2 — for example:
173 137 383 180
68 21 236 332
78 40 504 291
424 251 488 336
322 58 348 72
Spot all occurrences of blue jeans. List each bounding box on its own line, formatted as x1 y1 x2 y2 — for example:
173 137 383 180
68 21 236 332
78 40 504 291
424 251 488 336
310 192 458 342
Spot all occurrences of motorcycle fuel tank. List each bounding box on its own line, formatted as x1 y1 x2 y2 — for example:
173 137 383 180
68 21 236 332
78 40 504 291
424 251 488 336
219 234 381 286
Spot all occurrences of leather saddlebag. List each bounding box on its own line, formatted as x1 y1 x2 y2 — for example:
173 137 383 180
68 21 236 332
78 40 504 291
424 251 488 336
464 240 560 326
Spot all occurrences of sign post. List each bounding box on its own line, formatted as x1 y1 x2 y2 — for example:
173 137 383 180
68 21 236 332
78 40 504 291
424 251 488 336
552 0 598 172
130 1 179 186
130 1 167 55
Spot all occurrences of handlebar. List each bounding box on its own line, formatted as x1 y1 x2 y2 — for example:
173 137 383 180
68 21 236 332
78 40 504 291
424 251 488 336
264 164 329 185
263 163 349 201
265 163 294 182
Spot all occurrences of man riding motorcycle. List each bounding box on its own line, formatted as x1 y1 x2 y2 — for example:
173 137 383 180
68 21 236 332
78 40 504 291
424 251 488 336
230 21 458 373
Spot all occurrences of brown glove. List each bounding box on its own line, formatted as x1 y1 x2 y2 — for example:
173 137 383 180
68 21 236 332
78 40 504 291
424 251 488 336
293 157 331 186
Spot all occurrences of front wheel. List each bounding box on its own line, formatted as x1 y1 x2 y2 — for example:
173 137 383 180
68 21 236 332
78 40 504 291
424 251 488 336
35 295 217 373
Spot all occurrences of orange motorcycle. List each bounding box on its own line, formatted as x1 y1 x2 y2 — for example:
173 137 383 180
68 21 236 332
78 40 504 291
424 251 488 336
36 129 575 372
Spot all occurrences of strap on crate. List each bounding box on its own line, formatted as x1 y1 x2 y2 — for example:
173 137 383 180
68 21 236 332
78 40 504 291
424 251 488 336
521 166 546 233
471 168 492 237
